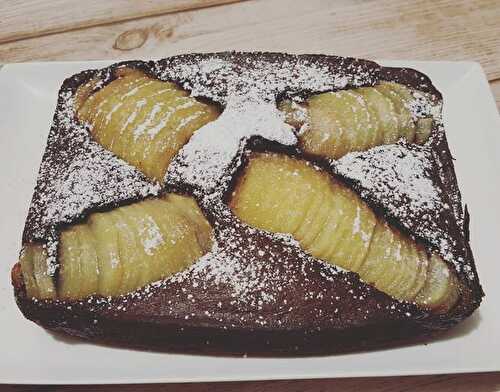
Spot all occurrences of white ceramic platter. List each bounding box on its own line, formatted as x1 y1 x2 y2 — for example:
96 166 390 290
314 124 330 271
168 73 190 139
0 59 499 384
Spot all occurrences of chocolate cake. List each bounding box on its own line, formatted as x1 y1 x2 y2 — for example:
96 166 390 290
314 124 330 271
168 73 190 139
11 52 484 355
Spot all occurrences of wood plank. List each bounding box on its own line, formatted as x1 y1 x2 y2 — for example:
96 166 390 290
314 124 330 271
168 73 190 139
0 0 499 82
0 1 498 391
490 79 500 111
0 0 241 44
3 372 500 392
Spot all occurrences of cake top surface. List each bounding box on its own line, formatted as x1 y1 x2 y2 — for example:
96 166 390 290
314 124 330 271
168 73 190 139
22 52 478 324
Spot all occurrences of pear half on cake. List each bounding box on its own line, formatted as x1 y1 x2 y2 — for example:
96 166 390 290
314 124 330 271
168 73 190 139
229 152 460 313
76 68 220 182
21 194 213 300
279 82 434 160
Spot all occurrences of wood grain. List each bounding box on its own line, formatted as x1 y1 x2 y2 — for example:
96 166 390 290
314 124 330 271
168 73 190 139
3 372 500 391
0 0 499 79
0 0 241 44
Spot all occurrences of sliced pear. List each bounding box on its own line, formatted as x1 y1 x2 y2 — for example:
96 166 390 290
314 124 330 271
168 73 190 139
374 82 416 143
21 193 213 300
356 86 399 145
395 242 428 300
307 192 349 260
148 198 205 275
72 224 100 297
20 244 57 299
301 91 374 159
382 82 434 145
105 83 173 156
31 244 56 299
382 236 410 297
357 220 399 288
144 99 218 181
20 245 40 299
88 210 123 296
310 185 373 270
340 92 376 153
74 77 101 113
58 227 83 299
280 83 434 160
85 75 147 147
350 90 382 150
108 87 184 165
119 203 159 286
415 254 460 313
138 200 176 280
294 187 328 248
113 208 145 294
230 152 460 312
76 69 220 181
332 200 376 272
230 154 308 234
163 194 213 252
407 246 430 299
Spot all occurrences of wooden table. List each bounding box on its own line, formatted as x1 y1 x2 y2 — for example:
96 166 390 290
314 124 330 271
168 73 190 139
1 0 499 390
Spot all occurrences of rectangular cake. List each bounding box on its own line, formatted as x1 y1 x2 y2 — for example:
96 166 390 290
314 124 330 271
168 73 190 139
12 52 484 355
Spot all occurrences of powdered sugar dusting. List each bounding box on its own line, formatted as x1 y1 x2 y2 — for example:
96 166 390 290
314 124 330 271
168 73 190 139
21 52 476 326
334 142 466 274
168 209 344 307
132 102 163 140
138 216 164 255
162 55 377 192
336 143 440 211
166 98 297 190
44 141 160 225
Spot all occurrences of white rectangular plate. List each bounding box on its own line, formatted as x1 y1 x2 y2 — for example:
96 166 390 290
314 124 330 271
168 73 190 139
0 59 499 384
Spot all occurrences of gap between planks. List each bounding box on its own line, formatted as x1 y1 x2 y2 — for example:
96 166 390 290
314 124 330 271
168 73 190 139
0 0 242 44
0 0 498 85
